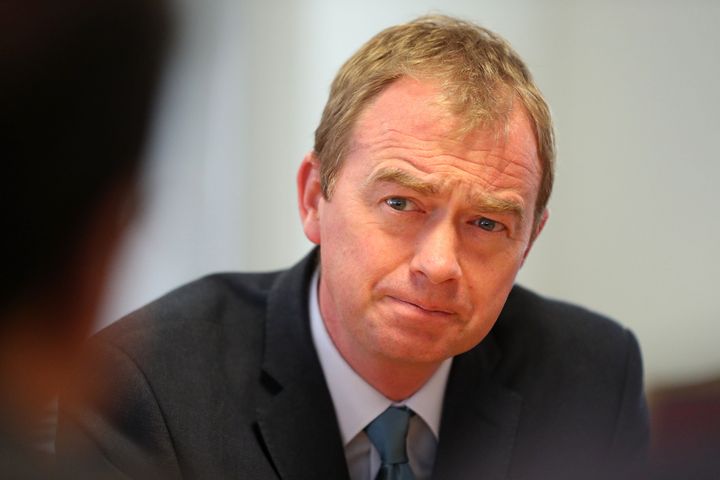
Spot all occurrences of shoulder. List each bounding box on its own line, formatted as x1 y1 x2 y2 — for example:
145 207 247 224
495 284 637 364
77 270 293 403
493 285 647 450
490 284 645 423
95 270 282 355
484 286 648 476
58 270 292 476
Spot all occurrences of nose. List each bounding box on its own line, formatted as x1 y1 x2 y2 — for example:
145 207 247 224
410 220 462 284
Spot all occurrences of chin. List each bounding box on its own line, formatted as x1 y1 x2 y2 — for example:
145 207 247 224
372 336 456 365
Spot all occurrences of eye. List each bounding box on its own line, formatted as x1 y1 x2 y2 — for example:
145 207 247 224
473 217 506 232
385 197 417 211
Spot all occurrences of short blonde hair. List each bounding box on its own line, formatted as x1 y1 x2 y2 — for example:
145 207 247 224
314 14 555 221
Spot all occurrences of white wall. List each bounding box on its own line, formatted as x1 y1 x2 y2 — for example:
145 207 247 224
100 0 720 387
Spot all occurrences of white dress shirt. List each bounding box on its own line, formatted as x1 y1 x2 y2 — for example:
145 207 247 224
309 270 452 480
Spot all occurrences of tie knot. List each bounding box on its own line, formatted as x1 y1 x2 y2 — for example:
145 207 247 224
365 406 412 465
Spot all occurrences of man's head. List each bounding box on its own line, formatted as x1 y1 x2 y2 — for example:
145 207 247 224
314 15 554 224
298 15 554 396
0 0 169 409
1 0 169 315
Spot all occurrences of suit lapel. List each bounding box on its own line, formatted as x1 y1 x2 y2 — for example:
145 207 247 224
432 332 523 480
255 250 350 480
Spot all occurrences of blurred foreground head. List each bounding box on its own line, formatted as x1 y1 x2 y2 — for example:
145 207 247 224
0 0 170 420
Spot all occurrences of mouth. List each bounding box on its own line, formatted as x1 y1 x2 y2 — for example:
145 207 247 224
387 296 455 316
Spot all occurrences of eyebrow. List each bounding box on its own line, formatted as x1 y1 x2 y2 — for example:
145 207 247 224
365 167 439 195
365 166 525 221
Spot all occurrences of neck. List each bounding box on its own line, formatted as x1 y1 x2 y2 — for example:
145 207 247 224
350 355 441 402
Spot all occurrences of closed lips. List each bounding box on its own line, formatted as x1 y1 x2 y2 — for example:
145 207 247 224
388 296 455 315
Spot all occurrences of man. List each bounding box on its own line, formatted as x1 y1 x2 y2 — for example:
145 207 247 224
59 15 648 480
0 0 169 476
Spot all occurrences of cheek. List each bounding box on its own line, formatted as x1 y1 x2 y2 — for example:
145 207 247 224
463 245 512 277
462 253 523 322
321 198 406 264
466 235 529 279
320 211 365 266
320 209 376 286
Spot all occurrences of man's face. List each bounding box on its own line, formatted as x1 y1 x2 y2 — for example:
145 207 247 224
298 77 546 369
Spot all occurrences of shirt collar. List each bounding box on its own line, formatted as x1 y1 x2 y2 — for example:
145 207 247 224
308 269 452 445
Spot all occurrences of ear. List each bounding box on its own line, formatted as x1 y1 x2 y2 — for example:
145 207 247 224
521 208 549 264
297 151 323 245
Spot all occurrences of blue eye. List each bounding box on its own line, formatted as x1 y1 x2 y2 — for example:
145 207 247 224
386 197 409 211
474 217 505 232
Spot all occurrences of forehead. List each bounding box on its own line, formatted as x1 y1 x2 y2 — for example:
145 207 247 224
353 78 461 143
347 77 542 204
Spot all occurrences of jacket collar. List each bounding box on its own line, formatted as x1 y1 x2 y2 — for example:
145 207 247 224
431 311 523 480
256 249 350 480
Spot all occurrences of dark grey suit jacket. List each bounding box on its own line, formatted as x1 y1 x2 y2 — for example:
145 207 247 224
58 251 648 479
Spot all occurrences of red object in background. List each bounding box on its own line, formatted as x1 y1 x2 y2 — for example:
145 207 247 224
648 378 720 479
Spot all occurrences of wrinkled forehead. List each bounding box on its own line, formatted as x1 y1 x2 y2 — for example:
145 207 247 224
351 78 461 143
349 78 540 172
344 78 543 218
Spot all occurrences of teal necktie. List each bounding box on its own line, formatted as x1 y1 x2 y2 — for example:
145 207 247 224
365 406 416 480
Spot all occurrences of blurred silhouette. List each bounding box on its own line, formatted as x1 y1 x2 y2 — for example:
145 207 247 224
0 0 170 475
